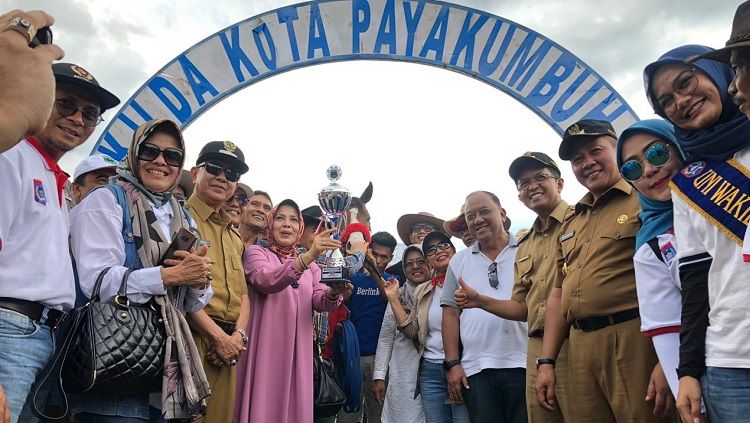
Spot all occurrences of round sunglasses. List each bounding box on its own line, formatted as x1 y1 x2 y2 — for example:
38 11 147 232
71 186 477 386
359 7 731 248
619 143 672 182
137 143 184 167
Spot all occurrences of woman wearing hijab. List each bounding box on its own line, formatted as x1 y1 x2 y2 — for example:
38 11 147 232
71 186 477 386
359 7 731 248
233 199 347 423
645 45 750 422
69 119 213 422
615 119 686 401
373 245 430 423
383 231 470 423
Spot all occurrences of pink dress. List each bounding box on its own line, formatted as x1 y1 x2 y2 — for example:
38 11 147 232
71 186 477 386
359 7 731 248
234 245 341 423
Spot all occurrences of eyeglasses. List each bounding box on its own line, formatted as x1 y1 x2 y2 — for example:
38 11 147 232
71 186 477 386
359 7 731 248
411 223 437 234
425 242 452 257
232 194 249 207
404 259 427 268
137 143 184 167
488 262 499 289
55 98 103 128
197 162 241 182
657 69 698 116
619 143 672 182
517 173 557 191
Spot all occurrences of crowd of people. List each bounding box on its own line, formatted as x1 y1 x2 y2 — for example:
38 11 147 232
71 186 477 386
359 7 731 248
2 2 750 423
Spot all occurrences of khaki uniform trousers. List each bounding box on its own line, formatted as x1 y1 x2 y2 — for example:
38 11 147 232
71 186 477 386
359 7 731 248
526 337 572 422
194 332 237 423
568 317 676 423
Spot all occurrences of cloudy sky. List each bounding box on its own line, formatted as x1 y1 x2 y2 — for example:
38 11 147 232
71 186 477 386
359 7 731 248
5 0 739 240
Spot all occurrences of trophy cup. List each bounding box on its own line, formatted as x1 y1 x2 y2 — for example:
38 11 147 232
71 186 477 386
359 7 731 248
317 165 352 285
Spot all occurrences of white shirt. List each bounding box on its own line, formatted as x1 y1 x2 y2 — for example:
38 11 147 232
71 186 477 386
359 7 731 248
440 234 528 377
0 140 74 310
633 231 682 333
423 284 446 363
674 147 750 369
70 187 211 311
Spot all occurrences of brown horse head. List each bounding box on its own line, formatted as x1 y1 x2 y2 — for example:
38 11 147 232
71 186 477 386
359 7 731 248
346 182 373 229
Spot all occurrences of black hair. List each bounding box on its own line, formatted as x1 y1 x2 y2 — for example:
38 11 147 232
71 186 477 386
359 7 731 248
73 174 86 185
251 190 272 205
370 231 397 253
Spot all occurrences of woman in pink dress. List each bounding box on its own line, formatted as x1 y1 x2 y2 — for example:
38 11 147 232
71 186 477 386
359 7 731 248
234 199 347 423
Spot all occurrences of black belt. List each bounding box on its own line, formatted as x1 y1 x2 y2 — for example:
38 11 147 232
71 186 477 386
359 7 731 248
0 297 65 330
212 318 236 336
572 308 640 332
529 329 544 338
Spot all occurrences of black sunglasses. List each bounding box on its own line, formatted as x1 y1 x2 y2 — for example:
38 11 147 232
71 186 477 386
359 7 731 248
198 162 241 182
425 242 452 257
488 262 499 289
55 97 103 128
137 143 184 167
232 194 250 207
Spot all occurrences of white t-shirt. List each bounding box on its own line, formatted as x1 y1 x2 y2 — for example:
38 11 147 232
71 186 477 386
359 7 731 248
673 148 750 369
0 140 74 310
440 234 528 377
633 231 682 334
423 284 446 363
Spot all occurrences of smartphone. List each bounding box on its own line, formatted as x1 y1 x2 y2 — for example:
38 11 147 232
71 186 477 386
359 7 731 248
30 27 52 48
159 228 197 265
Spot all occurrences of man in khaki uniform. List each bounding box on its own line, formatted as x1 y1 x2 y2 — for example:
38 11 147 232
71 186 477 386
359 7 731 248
187 141 251 423
535 120 670 423
454 152 572 422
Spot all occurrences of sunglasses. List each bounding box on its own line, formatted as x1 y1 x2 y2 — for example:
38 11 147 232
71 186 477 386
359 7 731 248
425 242 451 257
55 97 103 128
488 262 499 289
404 259 427 268
412 223 437 234
198 162 241 182
657 68 698 116
619 143 672 182
232 194 250 207
137 143 184 167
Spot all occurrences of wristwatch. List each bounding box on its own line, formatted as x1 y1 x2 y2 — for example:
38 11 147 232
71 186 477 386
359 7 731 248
233 328 248 345
535 358 556 369
442 359 461 371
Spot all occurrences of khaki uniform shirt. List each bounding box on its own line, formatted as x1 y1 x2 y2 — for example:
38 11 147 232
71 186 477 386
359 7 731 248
553 179 641 322
187 194 247 322
511 200 571 335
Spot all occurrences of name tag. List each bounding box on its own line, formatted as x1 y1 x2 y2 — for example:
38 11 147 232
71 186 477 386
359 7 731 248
560 231 575 242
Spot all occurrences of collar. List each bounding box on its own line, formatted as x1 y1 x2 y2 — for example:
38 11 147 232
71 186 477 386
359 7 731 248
186 194 232 225
431 274 445 290
577 178 633 211
471 231 518 255
531 200 570 232
27 137 69 208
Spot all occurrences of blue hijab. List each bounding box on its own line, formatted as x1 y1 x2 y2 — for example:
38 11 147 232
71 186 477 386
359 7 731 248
616 119 686 251
643 44 750 161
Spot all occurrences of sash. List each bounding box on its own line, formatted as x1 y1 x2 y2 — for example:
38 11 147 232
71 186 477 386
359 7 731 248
670 158 750 261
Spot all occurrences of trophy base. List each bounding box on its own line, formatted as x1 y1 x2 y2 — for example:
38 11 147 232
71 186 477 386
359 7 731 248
320 265 350 285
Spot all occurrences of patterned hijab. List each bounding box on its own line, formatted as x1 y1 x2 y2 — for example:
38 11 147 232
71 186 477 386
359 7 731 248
267 199 305 260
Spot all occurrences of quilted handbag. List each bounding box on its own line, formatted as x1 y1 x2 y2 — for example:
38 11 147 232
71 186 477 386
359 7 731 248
61 267 166 393
313 345 346 418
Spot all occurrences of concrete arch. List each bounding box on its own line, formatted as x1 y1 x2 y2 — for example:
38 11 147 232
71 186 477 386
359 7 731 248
91 0 638 159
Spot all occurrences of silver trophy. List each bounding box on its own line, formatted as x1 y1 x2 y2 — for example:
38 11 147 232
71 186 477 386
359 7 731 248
317 165 352 284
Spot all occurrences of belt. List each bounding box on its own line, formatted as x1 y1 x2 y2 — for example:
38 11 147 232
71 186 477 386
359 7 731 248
572 308 640 333
529 329 544 338
212 318 236 336
0 297 65 330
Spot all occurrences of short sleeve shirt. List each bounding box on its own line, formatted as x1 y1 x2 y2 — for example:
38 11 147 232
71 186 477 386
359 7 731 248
187 194 247 321
553 179 641 322
511 200 571 334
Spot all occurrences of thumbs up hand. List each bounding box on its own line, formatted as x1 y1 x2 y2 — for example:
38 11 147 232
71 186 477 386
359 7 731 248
454 277 482 309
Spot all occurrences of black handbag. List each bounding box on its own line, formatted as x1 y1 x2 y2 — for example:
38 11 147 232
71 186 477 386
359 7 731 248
313 344 346 418
61 267 166 393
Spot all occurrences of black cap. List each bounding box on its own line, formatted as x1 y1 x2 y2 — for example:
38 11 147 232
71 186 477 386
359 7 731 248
508 151 561 182
196 141 249 174
52 63 120 111
421 231 453 251
301 205 322 226
558 119 617 160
